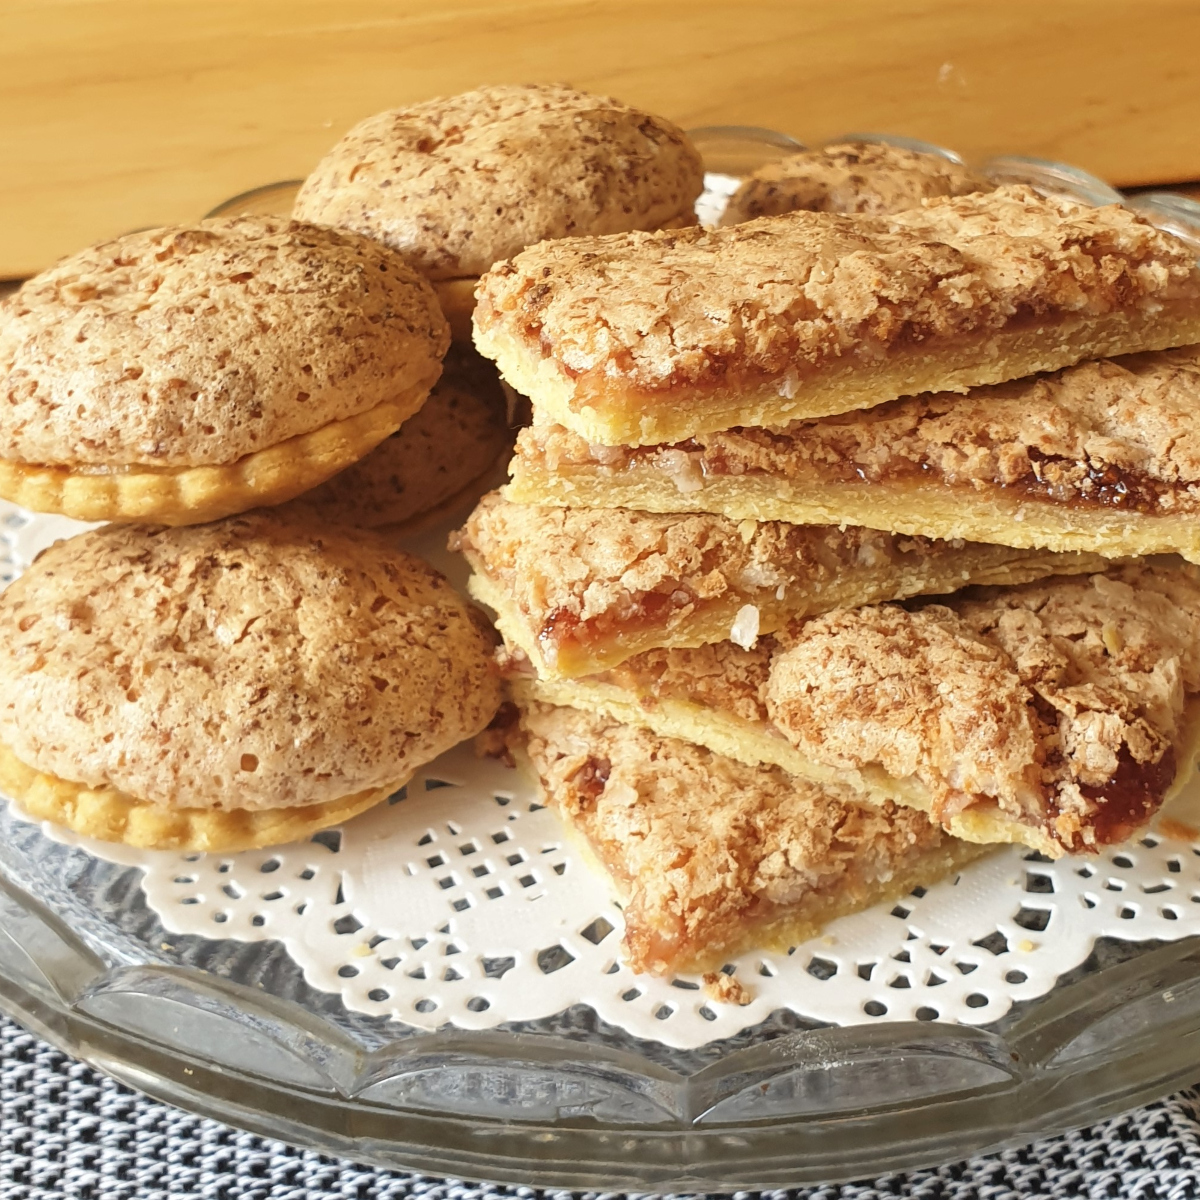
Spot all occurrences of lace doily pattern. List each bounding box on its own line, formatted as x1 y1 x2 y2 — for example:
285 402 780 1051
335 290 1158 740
4 505 1200 1050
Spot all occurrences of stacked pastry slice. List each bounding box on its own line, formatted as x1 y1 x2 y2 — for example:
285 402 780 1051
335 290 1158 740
460 179 1200 977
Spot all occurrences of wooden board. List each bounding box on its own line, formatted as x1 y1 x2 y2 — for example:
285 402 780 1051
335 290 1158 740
2 0 1199 277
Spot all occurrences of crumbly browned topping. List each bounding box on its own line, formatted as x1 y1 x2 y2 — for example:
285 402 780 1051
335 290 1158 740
456 491 1006 653
0 217 449 468
603 641 777 726
278 347 511 529
294 84 704 279
720 141 993 225
515 344 1200 513
0 515 502 811
517 701 947 975
597 562 1200 851
476 186 1200 395
772 563 1200 848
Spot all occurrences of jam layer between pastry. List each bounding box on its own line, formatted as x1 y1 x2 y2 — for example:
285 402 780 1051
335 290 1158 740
514 701 988 976
457 492 1109 678
475 186 1200 446
508 346 1200 564
513 562 1200 858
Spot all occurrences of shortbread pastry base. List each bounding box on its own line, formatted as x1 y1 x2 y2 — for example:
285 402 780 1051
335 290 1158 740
554 775 989 976
468 544 1109 679
513 677 1200 858
512 702 990 975
507 468 1200 565
0 378 436 526
483 301 1200 446
0 742 399 852
434 278 479 342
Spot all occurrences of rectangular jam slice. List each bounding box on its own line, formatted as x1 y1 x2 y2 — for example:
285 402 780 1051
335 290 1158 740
455 492 1109 679
507 345 1200 564
513 700 987 976
512 561 1200 857
475 186 1200 447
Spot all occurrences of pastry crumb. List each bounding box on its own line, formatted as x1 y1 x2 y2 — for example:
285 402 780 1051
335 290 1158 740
704 972 754 1006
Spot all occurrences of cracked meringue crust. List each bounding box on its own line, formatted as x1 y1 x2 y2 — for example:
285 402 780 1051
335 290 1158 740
720 140 993 225
0 215 449 522
506 344 1200 563
511 562 1200 856
294 84 703 280
474 186 1200 447
456 491 1109 678
512 701 987 976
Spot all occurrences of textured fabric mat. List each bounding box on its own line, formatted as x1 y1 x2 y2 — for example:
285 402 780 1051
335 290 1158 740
4 1015 1200 1200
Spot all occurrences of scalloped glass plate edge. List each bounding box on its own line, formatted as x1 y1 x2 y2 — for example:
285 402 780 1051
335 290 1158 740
5 864 1200 1190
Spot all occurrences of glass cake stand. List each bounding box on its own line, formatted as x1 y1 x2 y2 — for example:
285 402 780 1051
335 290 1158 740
6 131 1200 1192
8 793 1200 1192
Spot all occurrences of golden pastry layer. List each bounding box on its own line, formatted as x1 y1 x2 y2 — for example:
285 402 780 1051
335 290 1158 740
475 186 1200 446
513 701 987 976
720 140 993 225
507 345 1200 563
512 562 1200 857
0 390 423 526
457 492 1109 678
0 743 397 853
294 84 703 280
278 349 512 532
0 515 501 844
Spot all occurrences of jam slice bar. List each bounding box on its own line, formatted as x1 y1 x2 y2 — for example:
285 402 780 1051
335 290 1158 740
513 700 987 976
513 561 1200 857
507 346 1200 564
475 186 1200 447
455 491 1109 678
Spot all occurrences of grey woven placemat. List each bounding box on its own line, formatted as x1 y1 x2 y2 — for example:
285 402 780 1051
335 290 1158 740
4 1015 1200 1200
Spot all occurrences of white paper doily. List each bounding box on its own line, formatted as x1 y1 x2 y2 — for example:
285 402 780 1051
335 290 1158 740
5 503 1200 1051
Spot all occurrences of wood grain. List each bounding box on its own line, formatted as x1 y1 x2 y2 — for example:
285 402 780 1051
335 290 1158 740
2 1 1198 277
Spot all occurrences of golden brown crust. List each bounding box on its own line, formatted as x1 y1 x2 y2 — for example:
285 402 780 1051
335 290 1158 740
476 186 1200 445
0 392 424 526
547 562 1200 853
277 350 512 530
457 491 1109 677
0 514 502 812
0 742 397 853
720 141 992 225
0 217 449 468
516 701 981 976
294 84 704 280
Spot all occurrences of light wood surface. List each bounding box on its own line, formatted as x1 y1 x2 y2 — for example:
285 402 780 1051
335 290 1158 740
2 1 1199 277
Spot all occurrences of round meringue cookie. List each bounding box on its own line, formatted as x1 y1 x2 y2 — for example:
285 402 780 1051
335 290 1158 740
720 141 993 225
0 514 502 850
292 84 704 338
0 216 450 524
276 346 513 531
